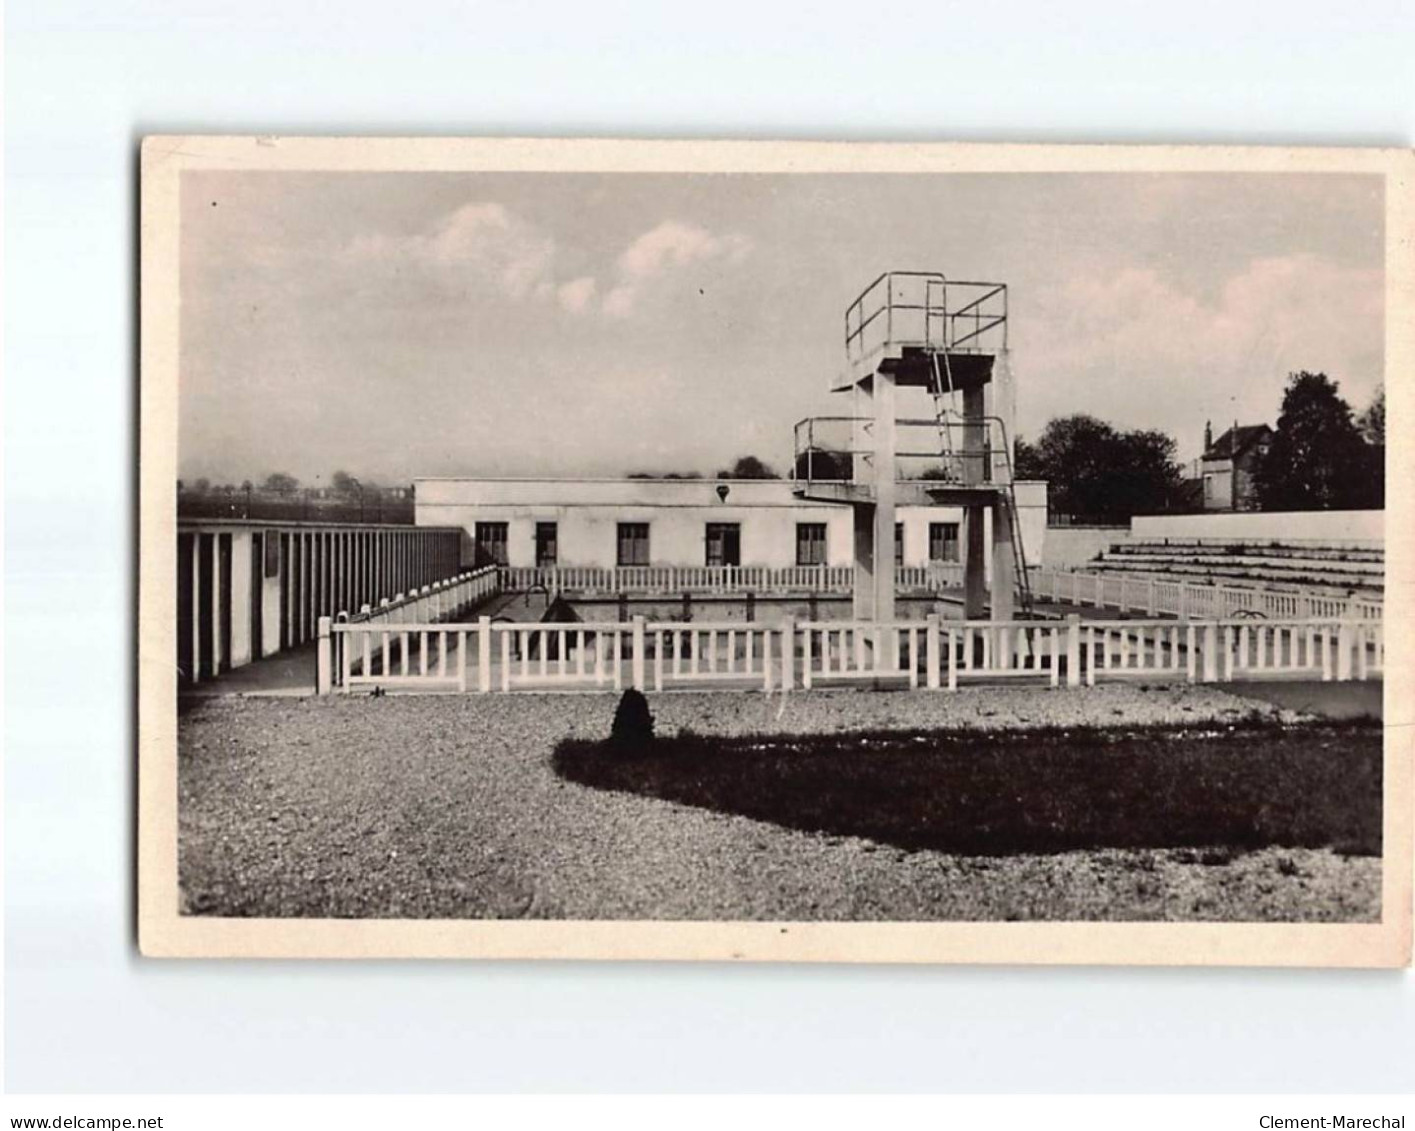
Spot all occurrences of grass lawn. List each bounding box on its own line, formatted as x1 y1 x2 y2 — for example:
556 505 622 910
553 720 1381 859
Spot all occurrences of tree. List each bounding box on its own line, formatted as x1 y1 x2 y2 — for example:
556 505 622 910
717 455 781 480
1013 435 1043 481
1021 414 1182 522
626 470 704 480
262 472 299 493
1254 372 1377 511
330 470 361 496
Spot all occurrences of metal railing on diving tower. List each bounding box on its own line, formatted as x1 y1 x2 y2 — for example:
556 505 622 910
798 271 1034 617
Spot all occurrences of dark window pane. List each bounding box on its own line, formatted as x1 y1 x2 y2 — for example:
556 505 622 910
617 523 650 566
795 523 827 566
475 522 509 567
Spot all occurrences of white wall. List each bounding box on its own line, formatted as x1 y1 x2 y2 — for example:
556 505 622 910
229 530 253 667
415 478 1049 570
1042 525 1131 568
1131 510 1384 546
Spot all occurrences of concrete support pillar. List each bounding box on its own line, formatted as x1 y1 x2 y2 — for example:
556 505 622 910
872 374 898 666
963 505 987 618
961 380 989 620
852 504 876 621
991 500 1016 624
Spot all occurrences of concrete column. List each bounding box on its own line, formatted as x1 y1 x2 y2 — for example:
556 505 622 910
963 505 987 618
991 500 1016 624
962 380 990 620
852 504 876 621
872 371 897 647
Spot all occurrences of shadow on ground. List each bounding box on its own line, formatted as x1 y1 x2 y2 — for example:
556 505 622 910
553 721 1382 858
1219 680 1382 722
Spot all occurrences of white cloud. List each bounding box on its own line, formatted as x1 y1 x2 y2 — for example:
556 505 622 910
603 220 753 318
346 201 574 308
343 211 753 322
1019 253 1383 454
557 275 597 313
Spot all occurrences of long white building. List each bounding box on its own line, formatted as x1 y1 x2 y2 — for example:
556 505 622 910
414 476 1048 578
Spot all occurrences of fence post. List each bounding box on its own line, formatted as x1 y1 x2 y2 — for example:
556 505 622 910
1177 584 1189 620
1336 623 1354 681
926 614 941 690
631 616 646 690
478 615 492 692
780 617 795 691
1065 614 1081 688
1146 579 1157 617
316 616 332 694
1202 622 1218 682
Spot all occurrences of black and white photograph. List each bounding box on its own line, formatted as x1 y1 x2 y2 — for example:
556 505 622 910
138 138 1411 964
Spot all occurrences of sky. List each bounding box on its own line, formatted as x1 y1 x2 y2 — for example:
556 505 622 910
178 170 1385 485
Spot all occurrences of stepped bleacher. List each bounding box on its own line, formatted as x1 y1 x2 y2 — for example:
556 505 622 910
1088 540 1384 596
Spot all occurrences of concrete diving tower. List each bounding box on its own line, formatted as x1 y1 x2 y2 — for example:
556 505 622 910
793 272 1031 643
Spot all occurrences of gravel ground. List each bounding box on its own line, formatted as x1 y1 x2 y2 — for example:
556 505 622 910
178 685 1379 921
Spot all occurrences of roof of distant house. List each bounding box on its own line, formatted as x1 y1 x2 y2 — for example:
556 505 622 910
1204 424 1272 461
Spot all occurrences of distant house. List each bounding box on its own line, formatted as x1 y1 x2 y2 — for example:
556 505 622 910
1200 422 1272 512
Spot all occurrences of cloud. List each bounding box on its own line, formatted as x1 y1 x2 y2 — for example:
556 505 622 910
343 210 753 322
1019 252 1383 454
346 201 565 305
556 275 597 313
603 220 753 318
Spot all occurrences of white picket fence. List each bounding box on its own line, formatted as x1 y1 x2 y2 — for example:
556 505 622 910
318 612 1382 694
498 563 958 596
1030 566 1383 621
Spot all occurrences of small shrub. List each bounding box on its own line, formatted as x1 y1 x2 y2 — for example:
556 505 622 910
609 689 655 749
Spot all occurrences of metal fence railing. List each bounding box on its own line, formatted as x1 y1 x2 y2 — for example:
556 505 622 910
844 273 1008 376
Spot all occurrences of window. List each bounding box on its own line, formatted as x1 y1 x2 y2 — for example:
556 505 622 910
617 522 650 566
895 522 904 566
705 523 741 567
535 522 558 567
474 522 509 567
928 522 960 563
796 523 827 566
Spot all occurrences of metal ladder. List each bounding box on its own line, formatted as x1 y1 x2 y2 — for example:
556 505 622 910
929 352 960 482
994 421 1036 617
929 351 1034 616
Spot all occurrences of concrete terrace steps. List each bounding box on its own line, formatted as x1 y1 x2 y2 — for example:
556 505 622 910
1085 539 1385 597
1102 550 1384 575
1086 559 1382 596
1109 541 1385 564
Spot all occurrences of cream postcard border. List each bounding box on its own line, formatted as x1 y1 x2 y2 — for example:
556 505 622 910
138 137 1413 965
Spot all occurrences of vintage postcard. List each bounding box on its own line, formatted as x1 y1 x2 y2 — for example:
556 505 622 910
139 137 1412 964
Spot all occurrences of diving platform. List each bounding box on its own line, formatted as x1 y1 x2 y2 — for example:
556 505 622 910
791 479 1007 508
802 271 1035 650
